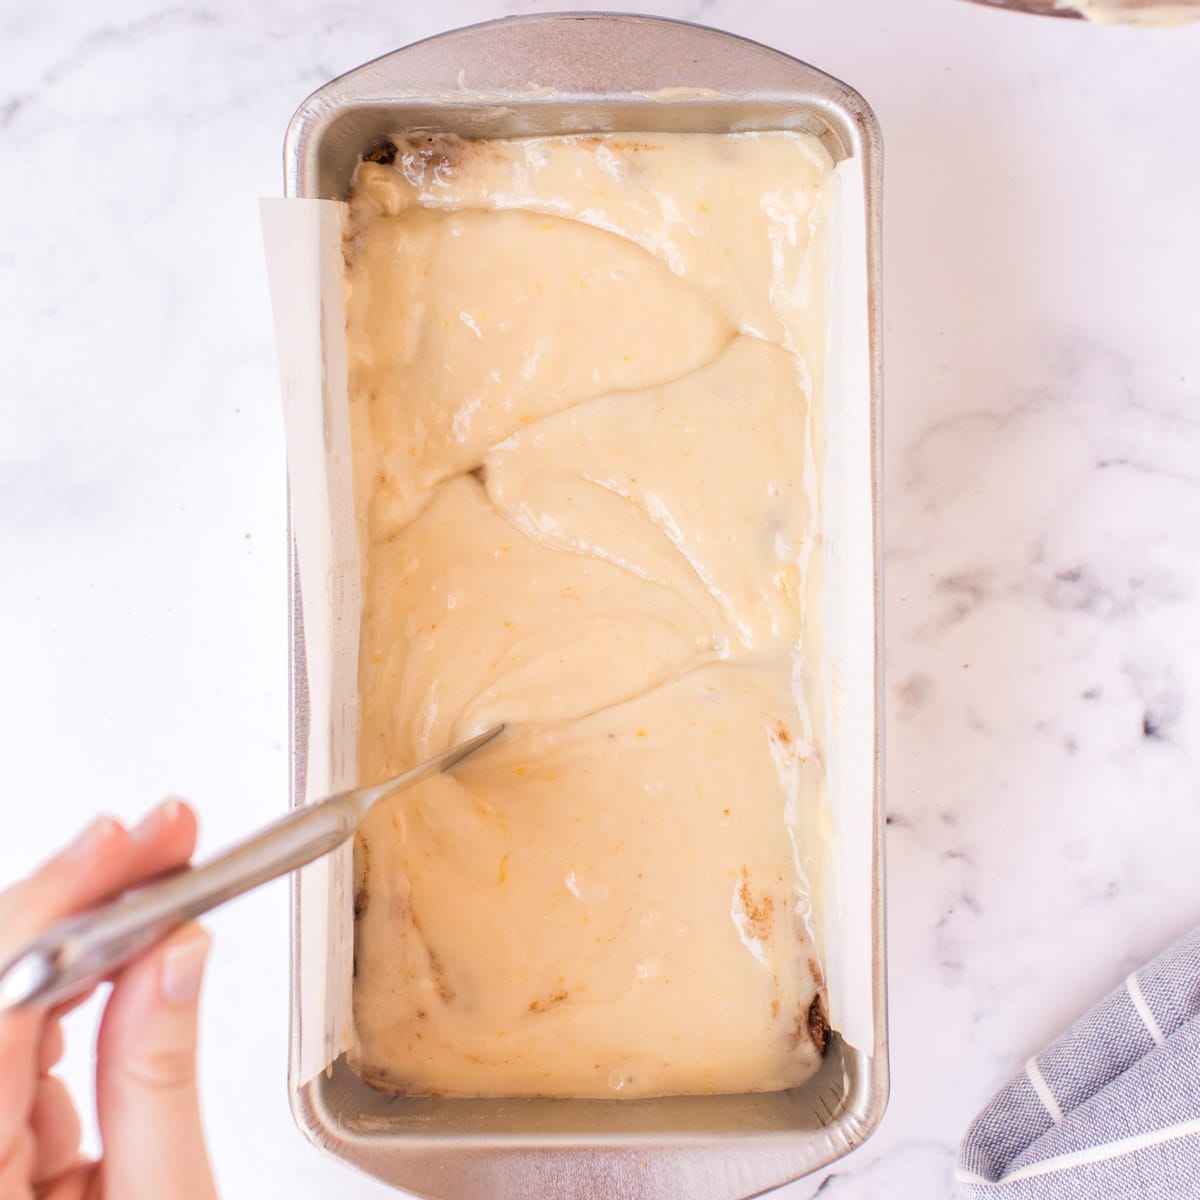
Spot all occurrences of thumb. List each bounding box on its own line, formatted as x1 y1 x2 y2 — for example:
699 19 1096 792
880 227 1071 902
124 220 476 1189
95 924 218 1200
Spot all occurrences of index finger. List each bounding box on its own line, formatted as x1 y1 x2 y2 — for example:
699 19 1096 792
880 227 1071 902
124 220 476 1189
0 802 198 958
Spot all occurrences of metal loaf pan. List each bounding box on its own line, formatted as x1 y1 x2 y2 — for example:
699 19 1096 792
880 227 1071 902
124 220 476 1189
284 13 886 1199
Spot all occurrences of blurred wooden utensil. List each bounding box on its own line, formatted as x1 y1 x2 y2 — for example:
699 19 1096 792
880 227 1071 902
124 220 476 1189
961 0 1082 16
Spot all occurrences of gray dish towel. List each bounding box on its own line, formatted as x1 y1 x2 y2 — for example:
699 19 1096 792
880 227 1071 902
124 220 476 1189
957 928 1200 1198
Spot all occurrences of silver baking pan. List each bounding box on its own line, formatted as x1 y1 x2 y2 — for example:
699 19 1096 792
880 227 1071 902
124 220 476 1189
283 13 886 1199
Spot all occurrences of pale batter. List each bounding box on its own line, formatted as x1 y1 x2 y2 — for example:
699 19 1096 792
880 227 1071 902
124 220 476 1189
1057 0 1199 24
346 131 834 1099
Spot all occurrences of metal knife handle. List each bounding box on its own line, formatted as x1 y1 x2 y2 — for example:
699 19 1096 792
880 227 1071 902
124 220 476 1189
0 798 358 1014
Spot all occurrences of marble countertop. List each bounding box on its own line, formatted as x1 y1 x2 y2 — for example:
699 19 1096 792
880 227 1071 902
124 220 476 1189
2 1 1198 1196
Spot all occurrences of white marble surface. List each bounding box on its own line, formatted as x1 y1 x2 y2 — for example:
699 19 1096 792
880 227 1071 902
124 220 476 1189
2 1 1198 1196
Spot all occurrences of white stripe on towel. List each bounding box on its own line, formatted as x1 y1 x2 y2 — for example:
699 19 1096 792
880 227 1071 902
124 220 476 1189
1126 973 1166 1047
955 1118 1200 1187
1025 1056 1063 1124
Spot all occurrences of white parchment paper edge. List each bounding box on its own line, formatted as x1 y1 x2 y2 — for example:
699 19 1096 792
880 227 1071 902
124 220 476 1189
821 159 875 1054
262 198 359 1086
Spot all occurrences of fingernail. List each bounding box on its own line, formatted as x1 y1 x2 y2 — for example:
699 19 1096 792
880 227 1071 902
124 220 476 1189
65 816 119 860
160 929 211 1004
132 798 183 843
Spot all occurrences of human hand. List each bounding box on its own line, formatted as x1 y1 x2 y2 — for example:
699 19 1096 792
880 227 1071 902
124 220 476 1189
0 803 218 1200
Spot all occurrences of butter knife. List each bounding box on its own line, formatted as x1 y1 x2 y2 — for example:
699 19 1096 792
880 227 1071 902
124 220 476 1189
0 725 504 1014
